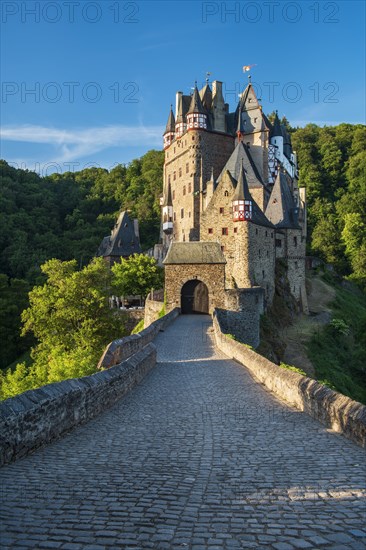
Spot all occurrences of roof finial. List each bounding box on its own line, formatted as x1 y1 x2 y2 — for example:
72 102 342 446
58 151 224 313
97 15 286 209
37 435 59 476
206 71 211 83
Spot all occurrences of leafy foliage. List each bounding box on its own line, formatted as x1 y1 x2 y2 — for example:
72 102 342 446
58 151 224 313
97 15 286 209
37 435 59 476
112 254 164 299
0 258 126 400
0 150 164 369
291 123 366 287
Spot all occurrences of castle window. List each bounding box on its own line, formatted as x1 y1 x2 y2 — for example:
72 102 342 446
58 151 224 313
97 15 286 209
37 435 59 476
271 232 274 238
183 234 185 242
234 227 238 233
275 239 282 247
189 211 191 218
265 231 268 237
222 227 228 235
168 174 171 184
188 182 192 193
256 228 258 235
267 250 269 257
219 207 224 214
224 190 229 197
262 270 265 278
254 117 257 123
173 171 176 181
186 162 189 173
208 228 213 234
221 246 225 252
181 208 184 219
173 212 176 221
183 186 186 196
295 261 298 268
258 250 261 257
248 98 252 103
192 136 195 141
294 236 298 247
179 167 182 177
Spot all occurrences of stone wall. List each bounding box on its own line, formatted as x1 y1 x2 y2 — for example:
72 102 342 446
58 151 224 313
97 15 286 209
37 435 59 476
164 264 226 314
0 344 157 466
164 129 234 244
213 311 366 448
218 287 264 347
98 308 180 369
144 298 164 328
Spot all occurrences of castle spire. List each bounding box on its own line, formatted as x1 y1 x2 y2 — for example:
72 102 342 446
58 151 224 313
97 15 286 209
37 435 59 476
164 105 175 134
232 163 253 221
272 110 282 137
187 84 207 130
162 181 173 234
163 105 175 149
187 84 206 115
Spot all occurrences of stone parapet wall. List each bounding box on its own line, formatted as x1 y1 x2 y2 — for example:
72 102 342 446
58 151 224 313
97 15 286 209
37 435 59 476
216 287 264 348
98 308 180 369
144 298 164 328
213 311 366 448
0 344 157 466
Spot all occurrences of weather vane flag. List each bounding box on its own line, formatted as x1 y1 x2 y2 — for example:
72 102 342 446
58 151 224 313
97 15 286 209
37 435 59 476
243 64 257 72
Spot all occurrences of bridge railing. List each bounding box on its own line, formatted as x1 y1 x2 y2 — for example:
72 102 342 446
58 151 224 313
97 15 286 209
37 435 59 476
213 309 366 448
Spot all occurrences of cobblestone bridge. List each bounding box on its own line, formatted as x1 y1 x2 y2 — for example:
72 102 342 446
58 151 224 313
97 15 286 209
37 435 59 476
1 315 365 549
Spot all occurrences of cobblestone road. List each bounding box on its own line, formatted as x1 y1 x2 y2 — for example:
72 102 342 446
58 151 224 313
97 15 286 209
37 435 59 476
1 315 365 550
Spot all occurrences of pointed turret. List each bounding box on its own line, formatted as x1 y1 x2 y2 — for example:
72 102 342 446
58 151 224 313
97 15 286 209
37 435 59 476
175 91 186 136
270 111 284 161
187 84 208 130
163 105 175 149
162 182 173 234
232 163 253 221
265 171 300 229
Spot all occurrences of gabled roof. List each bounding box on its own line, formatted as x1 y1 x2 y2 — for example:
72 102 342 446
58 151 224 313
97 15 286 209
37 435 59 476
163 242 226 265
187 86 206 115
164 106 175 134
217 141 263 188
265 171 300 229
96 211 141 258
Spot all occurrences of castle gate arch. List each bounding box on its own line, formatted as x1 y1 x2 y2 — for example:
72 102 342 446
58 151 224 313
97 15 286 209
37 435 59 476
181 280 209 314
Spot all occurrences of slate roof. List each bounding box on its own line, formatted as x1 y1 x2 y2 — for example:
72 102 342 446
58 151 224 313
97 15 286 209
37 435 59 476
265 171 300 229
187 86 206 115
232 163 252 201
271 111 282 137
163 242 226 265
217 141 263 188
96 211 141 258
164 106 175 133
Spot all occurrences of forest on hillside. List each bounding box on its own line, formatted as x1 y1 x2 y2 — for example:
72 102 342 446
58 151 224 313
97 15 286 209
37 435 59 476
0 123 365 372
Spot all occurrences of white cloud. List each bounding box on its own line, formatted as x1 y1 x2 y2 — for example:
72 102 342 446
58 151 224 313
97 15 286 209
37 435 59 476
0 124 164 164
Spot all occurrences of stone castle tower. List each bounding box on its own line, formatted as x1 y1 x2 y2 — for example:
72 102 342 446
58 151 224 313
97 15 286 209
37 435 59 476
158 77 307 345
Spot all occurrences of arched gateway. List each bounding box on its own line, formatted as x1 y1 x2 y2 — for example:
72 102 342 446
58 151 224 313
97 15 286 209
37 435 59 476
181 280 209 314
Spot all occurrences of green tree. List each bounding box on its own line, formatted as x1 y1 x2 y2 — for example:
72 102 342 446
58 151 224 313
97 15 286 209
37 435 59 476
0 257 127 399
112 254 164 300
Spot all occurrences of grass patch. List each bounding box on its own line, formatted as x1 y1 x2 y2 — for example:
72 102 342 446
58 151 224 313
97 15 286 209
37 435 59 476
131 319 144 334
307 276 366 404
279 362 307 376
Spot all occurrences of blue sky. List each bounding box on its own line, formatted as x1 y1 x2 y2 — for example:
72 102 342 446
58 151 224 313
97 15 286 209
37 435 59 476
1 0 365 174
